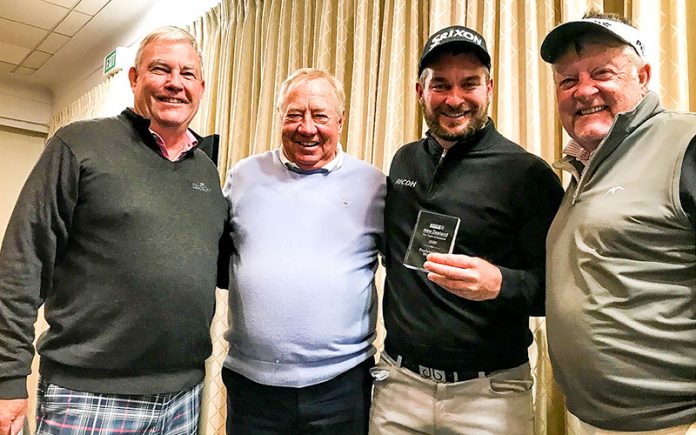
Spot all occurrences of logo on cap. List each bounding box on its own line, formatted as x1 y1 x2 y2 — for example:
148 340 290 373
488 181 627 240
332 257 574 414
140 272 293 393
634 39 645 56
589 19 613 29
430 28 483 50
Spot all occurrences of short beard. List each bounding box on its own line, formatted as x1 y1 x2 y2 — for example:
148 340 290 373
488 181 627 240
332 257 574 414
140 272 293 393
421 100 489 142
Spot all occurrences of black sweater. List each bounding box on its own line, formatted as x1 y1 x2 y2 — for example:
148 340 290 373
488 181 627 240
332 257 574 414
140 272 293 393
383 120 564 372
0 109 227 398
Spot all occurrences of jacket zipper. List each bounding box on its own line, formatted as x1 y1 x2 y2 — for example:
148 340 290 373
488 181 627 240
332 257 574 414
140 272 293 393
428 149 448 194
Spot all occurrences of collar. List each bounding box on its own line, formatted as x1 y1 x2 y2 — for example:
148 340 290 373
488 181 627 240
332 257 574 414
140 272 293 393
123 107 151 130
279 143 345 174
562 140 592 166
149 129 198 161
603 91 663 139
425 118 495 156
122 108 201 160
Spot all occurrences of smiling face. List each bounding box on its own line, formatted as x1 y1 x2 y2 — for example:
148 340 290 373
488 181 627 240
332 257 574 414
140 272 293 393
553 41 650 152
280 77 344 171
417 51 492 147
128 39 205 137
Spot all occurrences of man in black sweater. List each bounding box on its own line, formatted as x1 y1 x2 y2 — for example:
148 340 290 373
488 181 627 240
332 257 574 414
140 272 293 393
369 26 563 434
0 26 227 435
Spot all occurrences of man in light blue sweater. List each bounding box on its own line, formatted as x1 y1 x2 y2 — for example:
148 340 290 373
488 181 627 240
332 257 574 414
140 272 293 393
221 68 385 435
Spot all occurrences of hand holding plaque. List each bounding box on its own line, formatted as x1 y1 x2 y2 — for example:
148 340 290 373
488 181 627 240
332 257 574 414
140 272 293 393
403 210 460 272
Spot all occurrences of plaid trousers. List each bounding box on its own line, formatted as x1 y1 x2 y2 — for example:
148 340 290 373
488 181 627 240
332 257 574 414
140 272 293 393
35 378 202 434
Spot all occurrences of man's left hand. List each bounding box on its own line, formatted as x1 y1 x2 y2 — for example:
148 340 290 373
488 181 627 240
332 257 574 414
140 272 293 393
424 253 502 301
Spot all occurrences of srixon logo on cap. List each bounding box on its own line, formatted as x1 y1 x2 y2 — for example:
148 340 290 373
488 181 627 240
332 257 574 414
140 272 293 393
430 28 482 49
589 19 613 29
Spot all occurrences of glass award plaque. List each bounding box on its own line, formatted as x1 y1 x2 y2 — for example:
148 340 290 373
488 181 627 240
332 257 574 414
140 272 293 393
403 210 460 272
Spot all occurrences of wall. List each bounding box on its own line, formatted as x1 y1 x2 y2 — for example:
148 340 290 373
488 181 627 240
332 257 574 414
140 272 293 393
0 79 51 134
0 124 49 435
0 126 45 242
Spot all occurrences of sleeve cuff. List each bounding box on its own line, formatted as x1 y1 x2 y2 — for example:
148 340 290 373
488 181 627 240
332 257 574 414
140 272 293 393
496 266 544 316
0 377 28 399
496 266 517 300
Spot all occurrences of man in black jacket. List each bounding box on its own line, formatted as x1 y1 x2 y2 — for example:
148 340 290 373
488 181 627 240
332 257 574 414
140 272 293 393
0 26 227 435
369 25 563 434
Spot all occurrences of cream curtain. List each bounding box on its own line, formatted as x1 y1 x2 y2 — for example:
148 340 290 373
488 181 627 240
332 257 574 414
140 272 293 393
36 1 696 434
187 0 425 180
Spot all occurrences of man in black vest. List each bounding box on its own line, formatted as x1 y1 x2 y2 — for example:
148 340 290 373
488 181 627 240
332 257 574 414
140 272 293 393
542 11 696 434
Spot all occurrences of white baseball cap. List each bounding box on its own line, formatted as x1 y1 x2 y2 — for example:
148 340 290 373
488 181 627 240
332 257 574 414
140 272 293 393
540 18 645 63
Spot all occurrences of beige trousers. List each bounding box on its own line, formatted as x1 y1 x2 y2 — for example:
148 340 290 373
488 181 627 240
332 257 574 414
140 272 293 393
368 353 534 435
567 411 696 435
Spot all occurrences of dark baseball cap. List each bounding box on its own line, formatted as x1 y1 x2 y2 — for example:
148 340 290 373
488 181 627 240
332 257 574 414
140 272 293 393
419 25 491 74
540 18 645 63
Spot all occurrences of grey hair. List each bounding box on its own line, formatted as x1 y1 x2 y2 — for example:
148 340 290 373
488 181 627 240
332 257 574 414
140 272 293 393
276 68 346 114
133 26 203 73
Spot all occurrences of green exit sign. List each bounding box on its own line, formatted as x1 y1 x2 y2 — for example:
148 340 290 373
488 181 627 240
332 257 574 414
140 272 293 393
104 49 118 75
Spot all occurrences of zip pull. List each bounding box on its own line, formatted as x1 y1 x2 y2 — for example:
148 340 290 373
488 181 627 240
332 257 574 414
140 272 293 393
438 149 448 165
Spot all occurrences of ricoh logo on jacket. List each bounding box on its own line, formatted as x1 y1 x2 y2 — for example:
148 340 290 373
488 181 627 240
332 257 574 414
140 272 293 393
395 178 417 188
430 29 482 50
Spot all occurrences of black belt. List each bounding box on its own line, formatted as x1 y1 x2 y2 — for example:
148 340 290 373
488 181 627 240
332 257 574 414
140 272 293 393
386 352 492 383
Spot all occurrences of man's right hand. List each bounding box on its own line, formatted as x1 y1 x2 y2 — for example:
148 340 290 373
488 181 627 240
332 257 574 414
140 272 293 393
0 399 27 435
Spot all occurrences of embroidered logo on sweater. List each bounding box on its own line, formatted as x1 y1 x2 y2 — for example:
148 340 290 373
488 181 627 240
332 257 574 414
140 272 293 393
395 178 418 188
606 186 625 195
192 182 212 192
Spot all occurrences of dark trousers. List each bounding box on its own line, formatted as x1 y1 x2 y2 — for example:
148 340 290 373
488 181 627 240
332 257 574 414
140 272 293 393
223 358 374 435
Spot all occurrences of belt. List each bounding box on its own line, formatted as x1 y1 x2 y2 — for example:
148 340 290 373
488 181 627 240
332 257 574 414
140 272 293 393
387 352 491 383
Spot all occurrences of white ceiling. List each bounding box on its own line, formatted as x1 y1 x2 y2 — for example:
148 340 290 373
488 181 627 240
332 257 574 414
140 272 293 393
0 0 155 94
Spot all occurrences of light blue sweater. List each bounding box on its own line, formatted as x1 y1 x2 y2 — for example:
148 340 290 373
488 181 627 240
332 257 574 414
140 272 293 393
222 149 385 387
